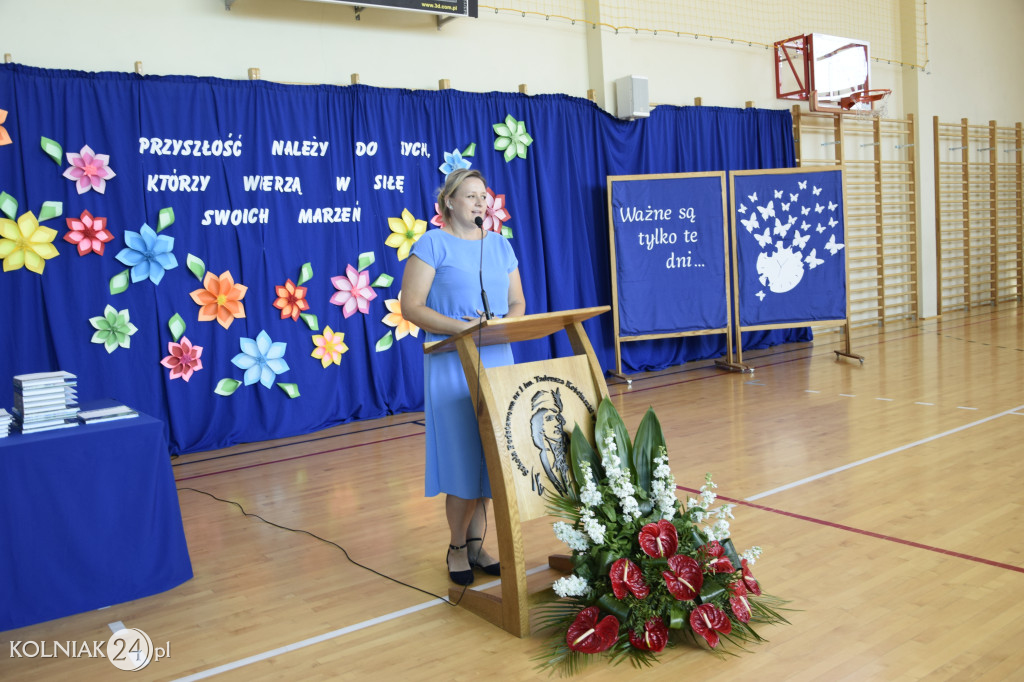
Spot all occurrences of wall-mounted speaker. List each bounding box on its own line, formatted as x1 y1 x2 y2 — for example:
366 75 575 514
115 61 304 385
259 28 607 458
615 75 650 119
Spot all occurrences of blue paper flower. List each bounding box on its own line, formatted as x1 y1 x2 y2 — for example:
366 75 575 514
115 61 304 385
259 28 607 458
232 330 289 389
115 224 178 285
439 149 472 176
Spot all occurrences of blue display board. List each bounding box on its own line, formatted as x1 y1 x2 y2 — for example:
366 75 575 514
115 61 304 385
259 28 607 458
610 173 728 336
730 168 847 327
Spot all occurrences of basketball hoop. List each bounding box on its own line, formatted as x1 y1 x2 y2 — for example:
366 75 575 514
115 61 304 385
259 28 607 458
841 88 891 119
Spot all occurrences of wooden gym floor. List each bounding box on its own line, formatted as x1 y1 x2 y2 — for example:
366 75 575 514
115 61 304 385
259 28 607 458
2 304 1022 681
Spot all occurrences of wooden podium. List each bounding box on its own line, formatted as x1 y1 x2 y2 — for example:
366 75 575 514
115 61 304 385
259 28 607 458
424 306 610 637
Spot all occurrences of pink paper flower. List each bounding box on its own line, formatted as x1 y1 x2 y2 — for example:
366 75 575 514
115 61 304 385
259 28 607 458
160 337 203 382
481 187 511 233
330 264 377 318
63 144 116 194
430 202 445 228
64 210 113 256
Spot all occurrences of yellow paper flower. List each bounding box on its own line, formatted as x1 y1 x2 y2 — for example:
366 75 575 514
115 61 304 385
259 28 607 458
311 325 349 368
0 212 60 274
382 293 420 340
385 208 427 261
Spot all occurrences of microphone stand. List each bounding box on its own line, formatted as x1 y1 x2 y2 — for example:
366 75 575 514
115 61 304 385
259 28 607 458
475 216 494 320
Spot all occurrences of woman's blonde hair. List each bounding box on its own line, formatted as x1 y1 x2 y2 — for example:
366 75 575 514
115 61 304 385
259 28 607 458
436 168 487 227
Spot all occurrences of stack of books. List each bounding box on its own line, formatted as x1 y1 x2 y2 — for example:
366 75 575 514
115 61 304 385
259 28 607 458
12 371 80 434
78 403 138 424
0 407 11 437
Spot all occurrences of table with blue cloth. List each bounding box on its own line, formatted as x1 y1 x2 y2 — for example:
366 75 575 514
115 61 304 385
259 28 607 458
0 409 192 632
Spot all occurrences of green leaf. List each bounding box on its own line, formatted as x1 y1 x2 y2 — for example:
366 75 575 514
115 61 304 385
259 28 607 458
37 201 62 223
596 592 631 622
720 538 743 572
168 313 186 342
371 273 393 288
186 253 206 280
493 136 512 151
375 331 394 352
631 406 664 511
109 269 130 295
156 207 175 232
214 378 241 396
568 423 601 494
504 114 518 129
0 192 17 220
300 312 319 331
40 136 62 165
461 142 476 157
357 251 375 271
277 382 300 398
503 144 517 163
501 226 513 239
298 261 314 285
594 398 632 472
492 123 512 137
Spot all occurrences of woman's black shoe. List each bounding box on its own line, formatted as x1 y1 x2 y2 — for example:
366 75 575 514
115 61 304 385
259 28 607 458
447 544 474 585
467 537 501 576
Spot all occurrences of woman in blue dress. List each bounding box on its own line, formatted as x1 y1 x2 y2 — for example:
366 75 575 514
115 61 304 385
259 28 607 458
400 169 526 585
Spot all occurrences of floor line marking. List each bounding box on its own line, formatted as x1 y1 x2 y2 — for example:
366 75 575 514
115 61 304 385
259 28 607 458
915 402 934 406
169 565 550 682
875 397 894 401
957 406 979 410
743 405 1024 502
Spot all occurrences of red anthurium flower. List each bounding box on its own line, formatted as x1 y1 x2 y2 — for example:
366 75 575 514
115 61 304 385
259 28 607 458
566 606 619 653
690 603 732 648
699 541 735 574
728 581 752 623
662 554 703 601
638 519 679 558
610 558 649 600
628 618 668 652
741 559 762 596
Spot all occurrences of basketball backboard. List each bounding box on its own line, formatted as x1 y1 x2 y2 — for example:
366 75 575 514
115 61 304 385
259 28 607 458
775 33 886 114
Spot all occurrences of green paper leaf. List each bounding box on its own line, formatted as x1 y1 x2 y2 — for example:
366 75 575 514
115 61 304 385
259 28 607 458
371 273 394 288
41 136 62 165
357 252 375 271
503 145 517 163
214 378 241 396
168 313 186 342
493 136 512 152
375 331 394 352
109 269 130 295
277 382 300 399
156 207 175 232
501 226 513 239
186 253 206 280
516 141 529 159
461 142 477 157
504 114 518 129
0 192 16 220
37 201 62 223
492 123 512 137
298 262 314 285
300 313 319 331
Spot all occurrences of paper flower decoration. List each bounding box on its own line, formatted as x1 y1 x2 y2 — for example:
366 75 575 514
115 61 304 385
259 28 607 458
160 336 203 382
482 188 512 233
0 109 11 146
64 210 113 256
190 270 247 329
493 114 534 162
115 224 177 285
430 202 444 228
439 148 472 176
63 144 116 194
330 264 377 318
382 293 420 340
89 305 138 353
0 211 59 274
232 330 289 389
311 325 348 368
385 209 427 261
273 278 309 321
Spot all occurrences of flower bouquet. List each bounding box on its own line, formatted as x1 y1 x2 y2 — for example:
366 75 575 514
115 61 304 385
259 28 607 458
536 398 788 675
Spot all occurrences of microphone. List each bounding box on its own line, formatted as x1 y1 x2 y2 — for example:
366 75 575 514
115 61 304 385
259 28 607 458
475 216 494 320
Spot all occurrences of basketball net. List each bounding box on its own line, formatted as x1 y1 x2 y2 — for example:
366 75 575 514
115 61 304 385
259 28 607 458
843 88 892 120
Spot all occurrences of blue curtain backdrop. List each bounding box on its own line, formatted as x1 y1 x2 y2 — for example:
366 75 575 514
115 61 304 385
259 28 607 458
0 64 806 453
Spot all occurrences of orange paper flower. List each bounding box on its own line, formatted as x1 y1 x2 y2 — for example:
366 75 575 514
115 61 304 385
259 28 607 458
382 292 420 340
190 270 248 329
273 278 309 321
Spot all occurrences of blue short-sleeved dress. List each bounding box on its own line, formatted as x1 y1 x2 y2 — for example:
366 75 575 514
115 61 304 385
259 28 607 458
411 228 518 500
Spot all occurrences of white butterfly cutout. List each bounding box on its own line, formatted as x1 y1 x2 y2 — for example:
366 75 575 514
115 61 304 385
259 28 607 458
738 204 747 214
814 203 824 213
798 180 808 190
773 217 790 237
754 228 773 248
748 191 758 203
773 189 783 199
825 234 845 255
789 193 799 202
812 185 822 195
787 215 797 226
828 200 838 211
801 206 811 215
828 216 838 228
805 248 824 269
815 222 826 234
800 220 810 230
740 214 759 232
781 202 790 212
756 201 775 220
791 231 809 249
